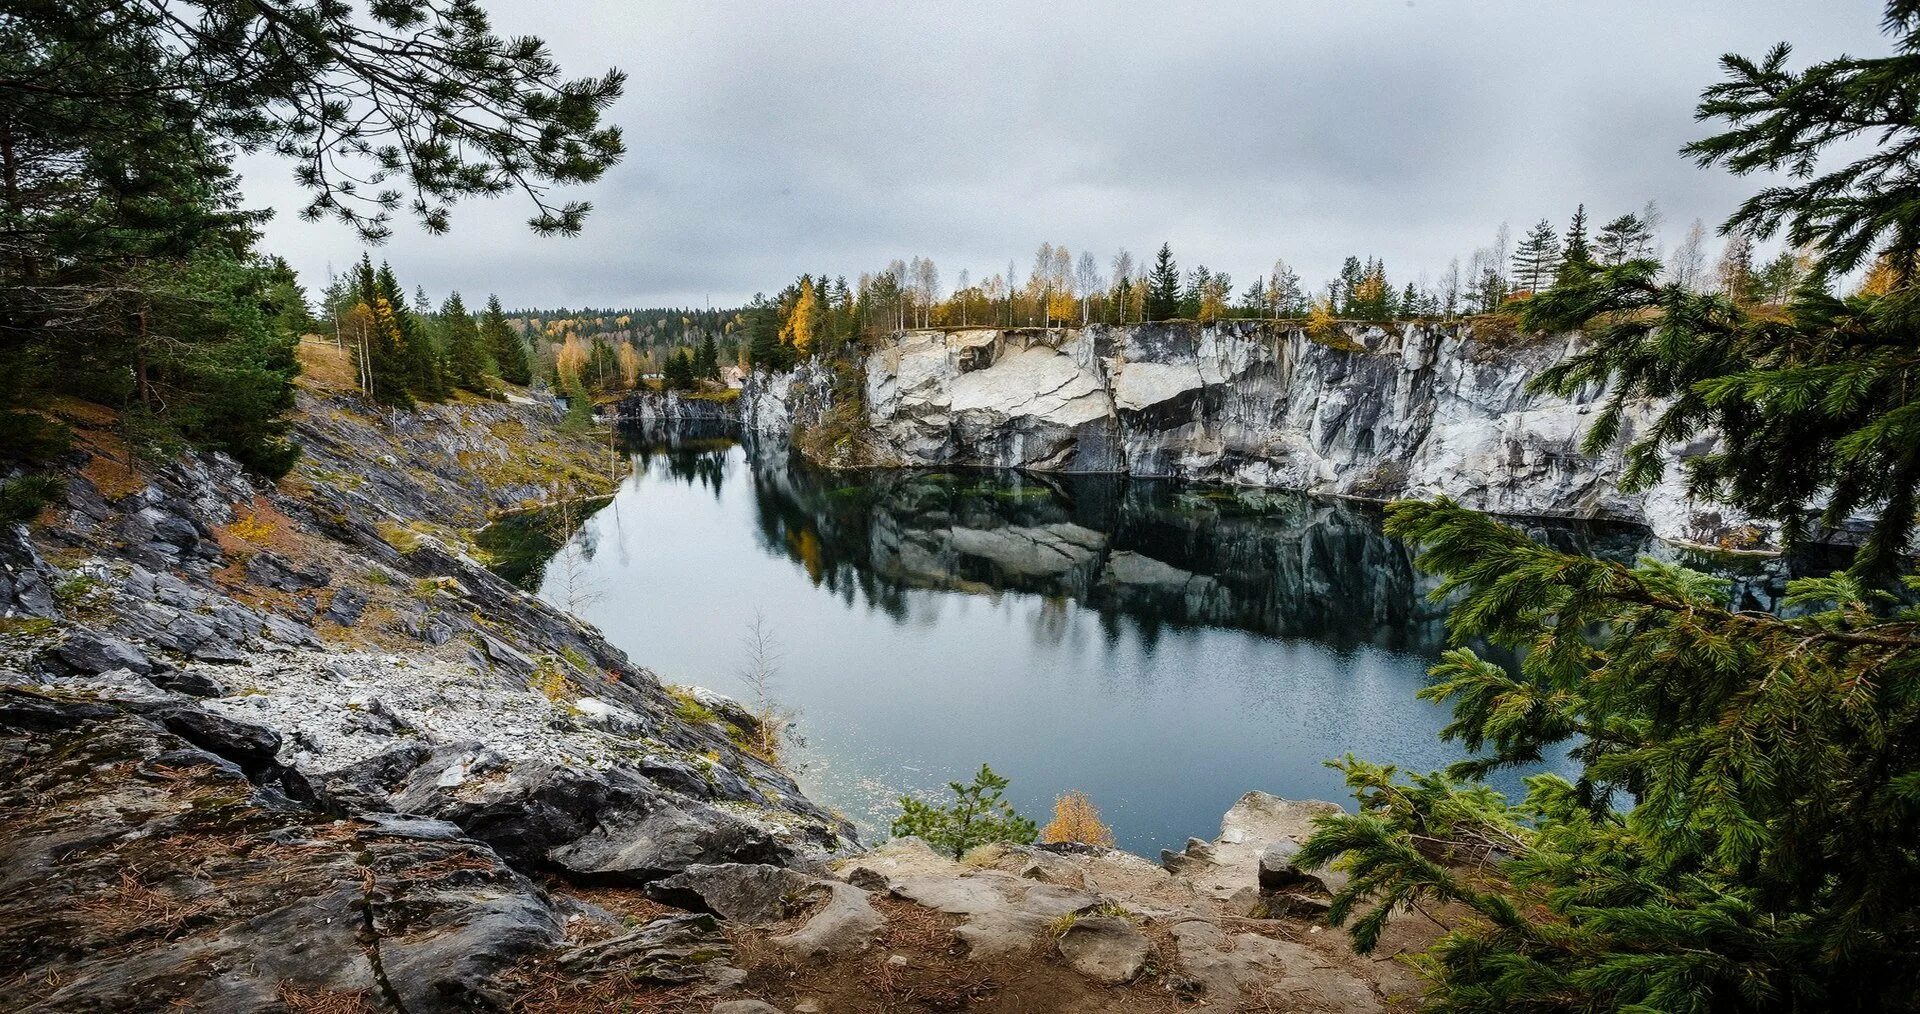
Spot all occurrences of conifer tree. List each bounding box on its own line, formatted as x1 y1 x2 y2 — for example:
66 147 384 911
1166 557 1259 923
2 0 623 477
892 765 1038 860
375 263 445 401
363 295 413 408
1145 243 1182 321
1306 8 1920 1009
481 295 532 386
1595 211 1653 265
1510 219 1562 293
440 293 487 393
1334 256 1365 314
1556 204 1594 283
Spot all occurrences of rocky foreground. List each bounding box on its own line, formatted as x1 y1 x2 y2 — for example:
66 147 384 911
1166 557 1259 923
1 342 1433 1012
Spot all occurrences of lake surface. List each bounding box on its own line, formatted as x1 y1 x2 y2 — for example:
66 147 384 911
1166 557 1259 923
508 424 1795 857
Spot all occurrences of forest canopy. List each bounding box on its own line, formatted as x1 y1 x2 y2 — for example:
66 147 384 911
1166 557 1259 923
1 0 625 512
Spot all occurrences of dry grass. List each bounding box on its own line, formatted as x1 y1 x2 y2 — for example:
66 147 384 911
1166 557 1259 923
213 495 305 556
296 337 360 392
75 432 148 501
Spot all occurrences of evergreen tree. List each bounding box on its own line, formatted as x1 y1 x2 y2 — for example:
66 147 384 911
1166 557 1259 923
1181 265 1212 319
661 348 696 390
359 293 413 408
440 293 487 393
1145 243 1182 321
375 263 445 401
745 294 788 370
1716 230 1759 302
1510 218 1562 293
1347 259 1392 318
1306 8 1920 1009
1754 248 1807 303
480 295 532 385
140 255 304 475
1334 256 1365 314
892 765 1038 860
1595 211 1654 265
1556 204 1594 283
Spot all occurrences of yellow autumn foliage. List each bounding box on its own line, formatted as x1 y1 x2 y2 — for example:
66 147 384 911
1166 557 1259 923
1041 790 1115 848
1306 298 1338 341
615 343 641 388
1046 291 1077 325
556 333 590 387
782 278 818 353
1857 253 1904 297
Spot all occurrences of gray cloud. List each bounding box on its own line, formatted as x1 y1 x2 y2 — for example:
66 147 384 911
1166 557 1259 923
239 0 1888 309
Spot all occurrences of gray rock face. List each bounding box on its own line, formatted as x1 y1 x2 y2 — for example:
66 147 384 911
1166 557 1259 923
244 550 331 591
1257 840 1323 893
772 881 885 961
713 1001 787 1014
1056 915 1151 984
647 863 812 924
743 323 1773 547
559 913 740 985
0 689 561 1012
54 629 152 675
324 585 369 625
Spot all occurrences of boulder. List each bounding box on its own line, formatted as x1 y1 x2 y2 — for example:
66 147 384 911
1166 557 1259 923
548 793 792 881
889 872 1095 958
1160 836 1216 874
1262 892 1334 919
1056 915 1150 984
1257 840 1324 893
155 706 282 772
54 630 153 675
149 667 227 697
773 882 884 960
646 863 812 924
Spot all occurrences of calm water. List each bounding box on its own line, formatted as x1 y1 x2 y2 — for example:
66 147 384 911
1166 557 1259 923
511 425 1793 856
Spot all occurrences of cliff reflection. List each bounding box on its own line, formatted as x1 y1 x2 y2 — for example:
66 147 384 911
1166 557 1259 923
607 428 1790 658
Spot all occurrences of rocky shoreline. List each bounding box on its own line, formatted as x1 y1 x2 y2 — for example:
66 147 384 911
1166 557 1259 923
1 342 1431 1011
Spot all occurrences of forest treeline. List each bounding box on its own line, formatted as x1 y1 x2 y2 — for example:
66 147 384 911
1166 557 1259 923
512 200 1853 402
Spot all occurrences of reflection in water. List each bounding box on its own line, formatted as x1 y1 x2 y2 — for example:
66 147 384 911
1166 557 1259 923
517 425 1800 855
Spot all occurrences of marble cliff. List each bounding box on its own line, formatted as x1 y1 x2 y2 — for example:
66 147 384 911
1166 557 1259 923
737 321 1767 547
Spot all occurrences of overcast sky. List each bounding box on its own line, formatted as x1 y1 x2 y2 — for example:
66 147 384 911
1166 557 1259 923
239 1 1888 310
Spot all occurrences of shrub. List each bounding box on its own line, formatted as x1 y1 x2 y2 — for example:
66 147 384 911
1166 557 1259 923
1040 790 1115 848
0 474 63 527
892 764 1037 859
